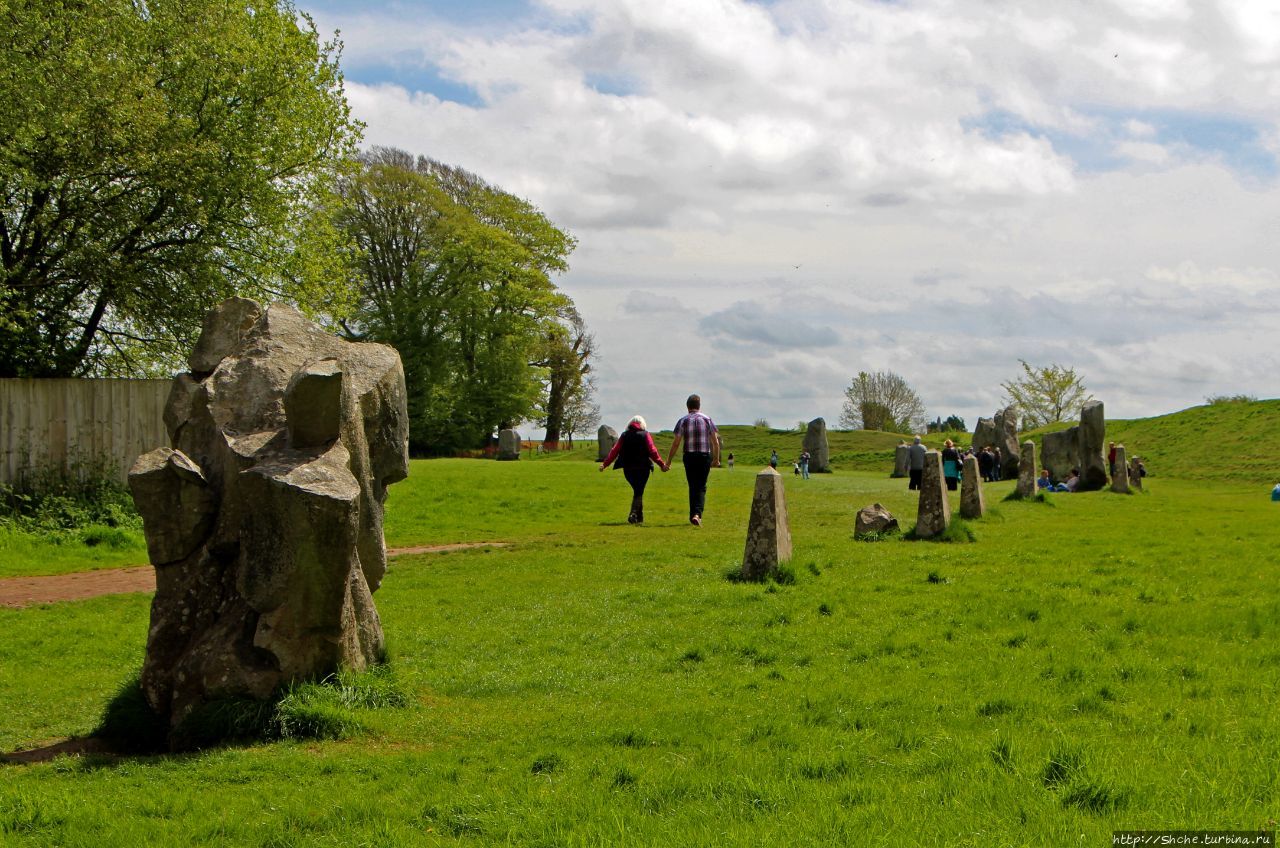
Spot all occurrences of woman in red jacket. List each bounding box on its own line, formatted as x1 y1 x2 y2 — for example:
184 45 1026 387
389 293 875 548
600 415 669 524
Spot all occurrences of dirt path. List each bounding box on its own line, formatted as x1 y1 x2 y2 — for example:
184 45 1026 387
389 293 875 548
0 542 508 610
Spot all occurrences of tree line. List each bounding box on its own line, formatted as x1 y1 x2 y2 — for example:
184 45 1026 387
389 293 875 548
0 0 596 454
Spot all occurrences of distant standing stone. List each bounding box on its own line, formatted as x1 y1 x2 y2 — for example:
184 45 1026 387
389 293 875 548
804 418 830 473
1129 456 1144 491
995 406 1021 479
741 467 792 581
855 503 899 537
1016 440 1038 499
597 425 618 462
960 454 986 518
973 417 996 452
892 444 910 478
1077 400 1107 491
1111 444 1130 494
497 429 521 461
914 450 951 538
1040 427 1080 484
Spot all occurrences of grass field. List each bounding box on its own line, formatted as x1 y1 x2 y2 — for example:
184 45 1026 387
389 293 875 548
3 404 1280 845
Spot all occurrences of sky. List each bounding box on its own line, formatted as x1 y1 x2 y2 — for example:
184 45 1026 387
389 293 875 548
305 0 1280 433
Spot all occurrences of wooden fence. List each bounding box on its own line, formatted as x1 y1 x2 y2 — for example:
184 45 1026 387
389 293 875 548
0 378 171 486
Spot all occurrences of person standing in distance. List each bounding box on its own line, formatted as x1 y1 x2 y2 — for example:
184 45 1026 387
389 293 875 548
907 435 927 491
665 394 720 526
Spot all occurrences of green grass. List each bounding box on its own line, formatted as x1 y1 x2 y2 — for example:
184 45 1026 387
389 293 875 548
3 454 1280 844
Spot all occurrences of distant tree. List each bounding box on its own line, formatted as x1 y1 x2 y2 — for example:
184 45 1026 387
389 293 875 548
925 415 965 433
1000 360 1092 429
535 306 596 445
560 374 600 446
838 371 926 432
753 418 770 429
1205 393 1257 405
1 0 360 377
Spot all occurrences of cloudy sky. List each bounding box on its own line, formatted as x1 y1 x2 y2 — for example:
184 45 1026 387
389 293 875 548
306 0 1280 433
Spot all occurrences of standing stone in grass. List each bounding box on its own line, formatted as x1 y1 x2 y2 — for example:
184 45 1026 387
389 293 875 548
129 299 409 750
1077 400 1107 491
803 417 830 472
973 417 996 452
596 425 618 462
892 443 910 478
497 429 521 461
1111 444 1130 494
1129 456 1144 491
855 503 899 537
960 454 986 518
1016 440 1038 499
1040 427 1080 484
995 406 1021 479
914 450 951 538
741 467 792 580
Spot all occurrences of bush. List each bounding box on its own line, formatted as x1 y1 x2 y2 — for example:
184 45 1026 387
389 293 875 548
0 456 140 536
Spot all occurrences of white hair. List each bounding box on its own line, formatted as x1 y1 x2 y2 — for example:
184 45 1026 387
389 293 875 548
629 415 647 430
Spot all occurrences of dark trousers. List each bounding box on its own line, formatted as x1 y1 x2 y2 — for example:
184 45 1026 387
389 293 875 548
683 452 712 518
908 469 923 490
623 466 651 522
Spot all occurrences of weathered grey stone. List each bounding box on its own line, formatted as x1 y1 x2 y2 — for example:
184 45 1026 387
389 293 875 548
741 467 791 580
994 406 1021 479
129 299 408 749
803 418 830 473
187 297 261 377
1078 400 1107 491
972 417 996 452
960 454 985 519
1111 444 1130 494
1040 427 1080 484
1129 456 1143 491
597 425 618 462
855 503 899 537
497 429 521 460
1016 440 1038 499
914 450 951 538
892 444 910 478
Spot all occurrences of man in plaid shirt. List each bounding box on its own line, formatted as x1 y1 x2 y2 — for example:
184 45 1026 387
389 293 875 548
665 393 721 526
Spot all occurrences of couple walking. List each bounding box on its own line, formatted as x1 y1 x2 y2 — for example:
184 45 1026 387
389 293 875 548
599 394 720 526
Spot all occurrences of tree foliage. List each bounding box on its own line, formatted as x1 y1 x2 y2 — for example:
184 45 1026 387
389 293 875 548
1000 360 1093 429
334 147 576 454
0 0 360 377
927 414 966 433
838 371 926 432
535 306 596 445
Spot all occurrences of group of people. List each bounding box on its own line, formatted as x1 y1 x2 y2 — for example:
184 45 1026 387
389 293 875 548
598 393 720 527
767 448 812 479
905 436 1002 491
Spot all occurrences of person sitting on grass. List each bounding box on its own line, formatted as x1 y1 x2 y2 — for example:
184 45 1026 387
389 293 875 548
1037 469 1053 491
1063 468 1081 492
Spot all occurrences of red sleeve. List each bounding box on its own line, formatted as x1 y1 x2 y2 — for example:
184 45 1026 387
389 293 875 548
644 432 662 463
601 436 623 468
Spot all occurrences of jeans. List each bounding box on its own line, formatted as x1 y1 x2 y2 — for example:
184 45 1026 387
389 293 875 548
908 469 923 490
623 466 651 522
800 460 809 479
683 452 712 518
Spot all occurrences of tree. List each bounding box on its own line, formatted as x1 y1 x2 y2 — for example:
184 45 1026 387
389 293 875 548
1000 360 1093 429
334 147 575 453
535 306 596 445
838 371 926 432
927 414 967 433
1 0 360 377
559 374 601 447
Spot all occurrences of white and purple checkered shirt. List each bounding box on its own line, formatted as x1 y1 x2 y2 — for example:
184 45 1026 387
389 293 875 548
674 411 718 453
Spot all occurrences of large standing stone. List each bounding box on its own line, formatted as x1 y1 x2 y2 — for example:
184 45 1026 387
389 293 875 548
1111 444 1130 494
1077 400 1107 491
914 450 951 538
803 418 830 472
892 443 910 478
741 467 791 580
1040 427 1080 483
597 425 618 462
994 406 1021 479
129 300 409 749
960 454 986 518
1016 440 1038 498
1129 456 1143 491
972 417 996 452
855 503 899 537
497 429 521 461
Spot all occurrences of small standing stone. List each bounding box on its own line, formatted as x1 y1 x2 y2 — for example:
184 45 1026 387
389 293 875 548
1111 444 1130 494
741 467 791 580
960 454 986 519
803 418 830 473
914 450 951 538
1129 456 1143 491
892 444 910 478
855 503 898 537
597 425 618 462
497 429 521 460
1016 440 1038 499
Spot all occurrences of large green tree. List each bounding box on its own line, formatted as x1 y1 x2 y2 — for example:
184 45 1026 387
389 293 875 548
0 0 359 377
335 147 576 453
838 370 927 432
1001 360 1093 429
